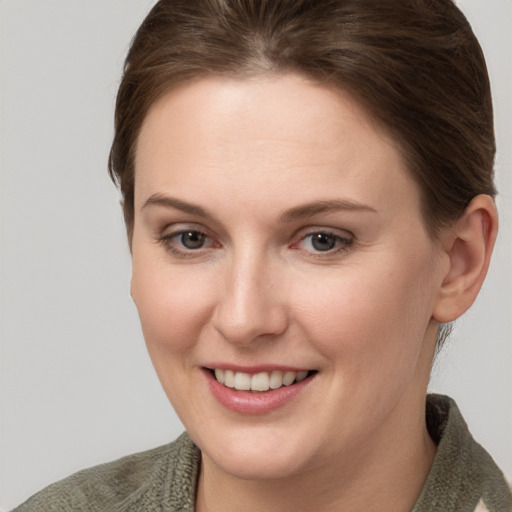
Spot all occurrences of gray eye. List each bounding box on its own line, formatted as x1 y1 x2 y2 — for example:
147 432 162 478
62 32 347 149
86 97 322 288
310 233 337 251
180 231 206 249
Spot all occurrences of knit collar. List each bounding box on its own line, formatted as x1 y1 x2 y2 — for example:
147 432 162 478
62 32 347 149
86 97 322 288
164 395 510 512
412 394 511 512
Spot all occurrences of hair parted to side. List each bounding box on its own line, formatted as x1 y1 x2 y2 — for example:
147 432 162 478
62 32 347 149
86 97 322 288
109 0 496 339
109 0 495 245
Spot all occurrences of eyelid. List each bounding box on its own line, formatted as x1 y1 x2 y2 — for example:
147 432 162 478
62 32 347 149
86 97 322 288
291 226 354 255
294 225 354 242
159 223 221 257
159 220 219 240
157 222 354 258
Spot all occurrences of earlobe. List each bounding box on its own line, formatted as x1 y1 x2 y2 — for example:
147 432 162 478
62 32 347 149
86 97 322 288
433 194 498 323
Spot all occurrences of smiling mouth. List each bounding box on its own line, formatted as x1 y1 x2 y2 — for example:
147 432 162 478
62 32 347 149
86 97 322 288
208 368 316 392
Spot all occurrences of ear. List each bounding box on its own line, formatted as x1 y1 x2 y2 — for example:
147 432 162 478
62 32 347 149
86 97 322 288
433 194 498 323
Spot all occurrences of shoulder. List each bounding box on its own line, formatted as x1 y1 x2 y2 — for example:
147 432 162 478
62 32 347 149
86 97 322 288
414 395 512 512
12 432 200 512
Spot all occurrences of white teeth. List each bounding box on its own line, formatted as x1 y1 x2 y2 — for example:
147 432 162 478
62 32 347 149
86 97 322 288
269 371 283 389
282 371 296 386
251 372 270 391
296 370 308 382
214 368 225 384
212 369 311 391
224 369 235 388
234 372 251 390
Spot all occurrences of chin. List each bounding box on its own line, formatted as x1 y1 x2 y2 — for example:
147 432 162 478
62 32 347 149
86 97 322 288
206 449 308 482
193 426 315 481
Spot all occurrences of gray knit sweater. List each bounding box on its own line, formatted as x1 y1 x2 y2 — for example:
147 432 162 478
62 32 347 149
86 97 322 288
13 395 512 511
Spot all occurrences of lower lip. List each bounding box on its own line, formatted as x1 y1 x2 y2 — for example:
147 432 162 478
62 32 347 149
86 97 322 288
204 370 314 415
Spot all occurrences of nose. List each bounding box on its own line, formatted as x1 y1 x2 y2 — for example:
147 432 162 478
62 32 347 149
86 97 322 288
212 252 289 346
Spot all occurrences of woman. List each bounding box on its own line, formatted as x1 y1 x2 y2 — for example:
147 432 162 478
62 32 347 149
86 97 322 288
13 0 511 510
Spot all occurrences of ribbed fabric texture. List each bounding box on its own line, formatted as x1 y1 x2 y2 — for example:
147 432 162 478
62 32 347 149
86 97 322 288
412 395 511 512
13 433 200 512
13 395 512 511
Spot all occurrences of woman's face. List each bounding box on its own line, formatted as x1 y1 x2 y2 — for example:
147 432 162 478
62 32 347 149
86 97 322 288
131 74 447 480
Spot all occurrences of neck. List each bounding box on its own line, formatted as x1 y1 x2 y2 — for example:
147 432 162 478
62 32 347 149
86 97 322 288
195 395 437 512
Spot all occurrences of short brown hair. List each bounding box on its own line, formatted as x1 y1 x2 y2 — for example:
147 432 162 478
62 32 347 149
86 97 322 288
109 0 495 243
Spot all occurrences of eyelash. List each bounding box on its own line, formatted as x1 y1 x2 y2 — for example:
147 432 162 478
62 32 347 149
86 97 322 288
294 231 354 256
159 229 218 258
158 227 354 258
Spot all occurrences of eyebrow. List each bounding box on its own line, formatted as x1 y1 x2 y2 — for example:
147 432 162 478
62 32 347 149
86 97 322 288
142 194 211 217
142 194 377 221
279 199 377 222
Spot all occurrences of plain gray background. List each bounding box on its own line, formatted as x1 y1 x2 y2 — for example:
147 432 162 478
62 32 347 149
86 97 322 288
0 0 510 509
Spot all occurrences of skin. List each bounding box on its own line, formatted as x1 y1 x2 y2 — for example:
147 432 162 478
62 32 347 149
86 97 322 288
130 74 497 512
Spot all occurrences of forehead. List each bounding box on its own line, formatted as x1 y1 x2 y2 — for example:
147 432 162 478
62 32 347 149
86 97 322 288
134 74 421 219
137 73 395 161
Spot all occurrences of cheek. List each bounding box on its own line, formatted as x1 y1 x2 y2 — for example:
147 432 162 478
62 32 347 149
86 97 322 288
289 253 438 368
131 254 216 357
